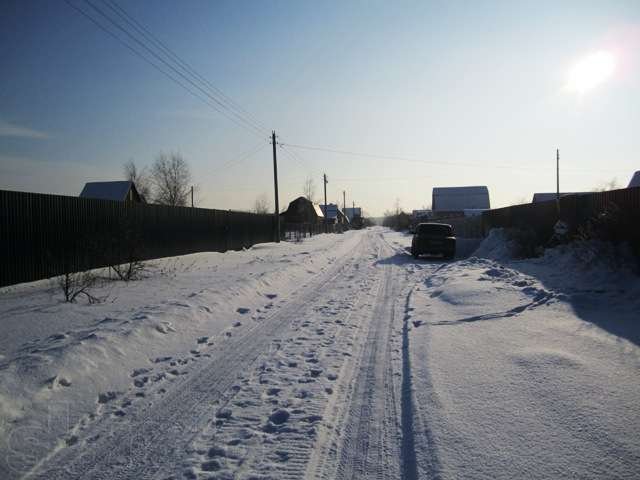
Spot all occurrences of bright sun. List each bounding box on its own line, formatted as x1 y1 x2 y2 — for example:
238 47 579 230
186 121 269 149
566 50 616 94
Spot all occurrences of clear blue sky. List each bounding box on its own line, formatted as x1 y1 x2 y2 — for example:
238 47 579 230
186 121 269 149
1 0 639 215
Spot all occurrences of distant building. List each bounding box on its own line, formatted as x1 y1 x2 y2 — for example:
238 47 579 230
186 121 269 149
432 186 490 217
320 204 349 225
79 181 145 203
531 192 589 203
343 207 362 222
280 196 324 224
629 171 640 188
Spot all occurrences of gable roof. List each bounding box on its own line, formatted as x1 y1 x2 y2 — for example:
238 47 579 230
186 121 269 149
432 186 490 211
629 171 640 188
531 192 589 203
80 181 142 202
320 204 348 221
280 196 325 219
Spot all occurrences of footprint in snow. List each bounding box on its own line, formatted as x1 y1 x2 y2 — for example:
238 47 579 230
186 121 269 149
236 307 250 314
265 293 278 299
98 391 118 404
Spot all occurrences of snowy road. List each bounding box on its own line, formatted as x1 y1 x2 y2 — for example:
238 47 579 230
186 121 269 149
2 228 639 479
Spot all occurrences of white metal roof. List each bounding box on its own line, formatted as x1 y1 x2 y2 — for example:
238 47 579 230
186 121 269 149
432 186 490 211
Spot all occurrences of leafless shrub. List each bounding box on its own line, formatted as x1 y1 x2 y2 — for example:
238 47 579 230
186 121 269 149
58 270 101 304
111 260 148 282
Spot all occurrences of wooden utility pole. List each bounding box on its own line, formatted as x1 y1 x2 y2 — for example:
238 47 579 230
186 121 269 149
272 131 280 242
191 186 194 207
343 190 346 224
323 173 328 233
556 148 560 217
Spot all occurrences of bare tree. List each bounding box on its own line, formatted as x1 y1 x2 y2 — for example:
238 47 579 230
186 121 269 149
253 193 270 214
123 160 152 201
303 176 316 202
594 177 619 192
151 152 192 206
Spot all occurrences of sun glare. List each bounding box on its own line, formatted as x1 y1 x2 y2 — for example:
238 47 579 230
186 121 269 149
566 50 616 94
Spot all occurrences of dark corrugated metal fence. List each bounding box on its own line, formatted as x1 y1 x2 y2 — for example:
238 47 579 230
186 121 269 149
0 190 276 287
481 186 640 245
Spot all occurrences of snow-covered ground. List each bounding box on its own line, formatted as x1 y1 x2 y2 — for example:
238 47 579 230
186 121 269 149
0 227 638 479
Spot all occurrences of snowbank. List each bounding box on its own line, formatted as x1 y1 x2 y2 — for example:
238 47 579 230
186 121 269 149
0 231 361 477
471 228 516 261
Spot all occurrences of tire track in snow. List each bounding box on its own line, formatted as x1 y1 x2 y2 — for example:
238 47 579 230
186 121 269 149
330 238 404 480
25 234 368 480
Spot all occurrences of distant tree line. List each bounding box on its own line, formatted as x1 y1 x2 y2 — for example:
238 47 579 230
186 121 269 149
383 198 411 231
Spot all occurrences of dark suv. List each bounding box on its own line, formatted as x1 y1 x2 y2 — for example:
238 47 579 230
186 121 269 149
411 223 456 259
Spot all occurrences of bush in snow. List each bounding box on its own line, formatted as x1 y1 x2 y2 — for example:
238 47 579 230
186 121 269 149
576 203 640 272
57 270 101 304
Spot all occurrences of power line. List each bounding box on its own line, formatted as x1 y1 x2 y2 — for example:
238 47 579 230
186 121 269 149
211 141 269 173
279 143 319 175
83 0 268 137
65 0 268 138
101 0 270 134
281 142 627 174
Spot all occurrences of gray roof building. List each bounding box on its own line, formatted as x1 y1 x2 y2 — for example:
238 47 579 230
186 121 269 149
531 192 589 203
79 181 145 203
432 186 490 213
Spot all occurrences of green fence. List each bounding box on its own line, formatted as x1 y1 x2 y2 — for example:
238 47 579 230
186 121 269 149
481 187 640 245
0 189 276 287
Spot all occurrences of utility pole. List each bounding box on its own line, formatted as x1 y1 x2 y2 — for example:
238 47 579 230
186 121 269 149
272 131 280 242
323 173 328 233
343 190 346 224
191 186 194 208
556 148 560 217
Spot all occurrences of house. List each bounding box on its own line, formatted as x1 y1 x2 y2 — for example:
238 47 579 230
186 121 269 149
280 196 324 224
343 207 362 222
432 186 490 217
320 204 349 224
531 192 589 203
629 171 640 188
80 181 145 203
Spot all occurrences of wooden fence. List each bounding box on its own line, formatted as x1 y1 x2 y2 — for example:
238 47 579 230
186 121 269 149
481 186 640 245
0 189 276 287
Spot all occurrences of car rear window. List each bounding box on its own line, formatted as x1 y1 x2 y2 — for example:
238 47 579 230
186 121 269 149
417 224 453 236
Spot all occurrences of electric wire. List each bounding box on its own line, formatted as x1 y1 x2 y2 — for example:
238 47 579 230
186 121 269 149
211 141 269 174
101 0 270 134
281 142 626 174
83 0 267 137
65 0 267 138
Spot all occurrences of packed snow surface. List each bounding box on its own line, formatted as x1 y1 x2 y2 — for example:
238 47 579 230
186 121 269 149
0 228 638 479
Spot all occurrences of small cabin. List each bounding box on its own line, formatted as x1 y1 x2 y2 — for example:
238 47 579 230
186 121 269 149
80 181 145 203
280 196 325 224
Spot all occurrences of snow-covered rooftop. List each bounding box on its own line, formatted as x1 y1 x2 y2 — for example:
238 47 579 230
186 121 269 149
432 186 490 212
